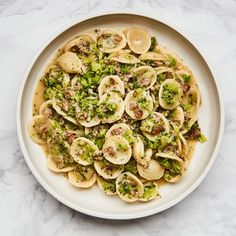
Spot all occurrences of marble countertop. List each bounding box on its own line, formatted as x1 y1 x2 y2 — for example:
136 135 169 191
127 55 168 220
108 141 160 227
0 0 236 235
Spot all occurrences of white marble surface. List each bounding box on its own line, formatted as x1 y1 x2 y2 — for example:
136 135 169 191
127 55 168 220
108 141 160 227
0 0 235 235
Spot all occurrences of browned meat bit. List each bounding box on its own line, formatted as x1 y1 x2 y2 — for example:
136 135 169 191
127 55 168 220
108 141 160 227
134 109 143 119
39 125 48 134
189 128 201 139
72 41 90 54
101 33 110 40
123 73 132 82
109 78 116 85
64 88 75 98
104 165 114 175
139 77 150 87
94 150 103 161
60 100 69 112
165 72 172 79
129 102 139 110
78 113 88 120
181 83 190 93
111 127 123 135
163 144 179 155
129 102 143 119
104 146 116 156
153 61 164 67
43 107 52 119
66 132 76 145
113 34 122 44
150 125 164 135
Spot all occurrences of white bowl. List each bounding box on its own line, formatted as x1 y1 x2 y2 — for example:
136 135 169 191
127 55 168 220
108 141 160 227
17 13 224 219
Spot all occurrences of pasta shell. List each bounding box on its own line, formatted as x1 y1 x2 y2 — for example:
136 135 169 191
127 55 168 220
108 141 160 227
159 79 183 110
94 158 124 179
47 155 75 173
98 92 125 124
181 86 201 133
39 100 53 116
139 52 166 61
52 97 78 125
105 123 130 139
70 137 99 166
103 135 131 165
109 51 140 64
137 159 164 180
97 176 117 195
64 35 95 53
175 69 197 86
47 142 75 172
116 172 144 202
98 75 125 98
155 152 185 183
178 133 189 156
97 29 126 53
57 52 86 74
169 106 185 130
28 115 49 144
77 116 101 128
46 66 70 87
132 136 151 167
139 181 159 202
124 89 153 120
131 66 157 89
126 27 151 54
141 112 170 141
68 165 97 188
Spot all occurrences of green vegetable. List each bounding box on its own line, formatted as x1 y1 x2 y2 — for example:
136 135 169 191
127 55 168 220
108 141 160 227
49 142 74 168
96 128 107 149
141 183 157 200
79 142 95 163
124 159 138 175
100 178 116 193
140 118 155 133
197 133 207 143
117 141 129 152
144 136 161 149
157 157 182 178
161 83 179 105
67 105 76 117
184 121 207 143
181 103 192 111
182 74 191 83
120 64 133 73
167 56 176 67
160 135 171 149
137 98 151 111
164 83 178 93
119 182 133 195
74 165 93 181
149 37 157 51
157 73 166 84
97 102 117 119
91 61 102 72
80 71 100 88
123 130 135 144
100 64 115 76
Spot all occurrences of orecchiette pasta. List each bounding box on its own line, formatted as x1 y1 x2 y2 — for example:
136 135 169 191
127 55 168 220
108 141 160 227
30 27 206 203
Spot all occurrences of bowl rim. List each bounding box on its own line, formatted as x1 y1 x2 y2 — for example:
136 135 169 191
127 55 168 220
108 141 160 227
16 12 225 220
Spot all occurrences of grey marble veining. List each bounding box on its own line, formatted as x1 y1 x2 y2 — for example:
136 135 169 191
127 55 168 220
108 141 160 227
0 0 235 235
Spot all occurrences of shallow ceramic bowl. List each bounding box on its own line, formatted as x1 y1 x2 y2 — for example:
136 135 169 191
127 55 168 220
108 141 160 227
17 13 224 219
